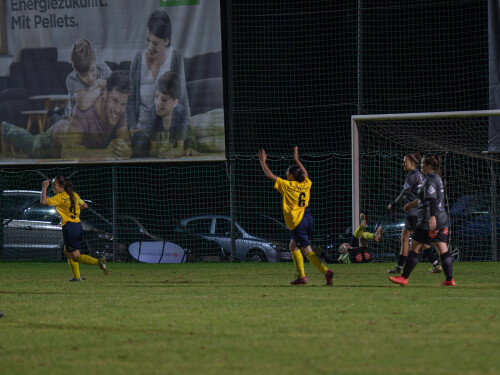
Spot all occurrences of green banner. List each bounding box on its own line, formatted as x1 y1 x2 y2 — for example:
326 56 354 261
159 0 200 6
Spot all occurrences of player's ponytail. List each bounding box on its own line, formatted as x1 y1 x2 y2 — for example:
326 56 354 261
405 153 421 167
287 165 305 182
422 154 441 175
54 175 76 212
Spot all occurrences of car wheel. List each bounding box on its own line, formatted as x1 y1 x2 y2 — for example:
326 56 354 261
246 249 267 263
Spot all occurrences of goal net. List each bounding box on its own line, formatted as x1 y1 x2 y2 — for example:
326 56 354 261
352 110 500 262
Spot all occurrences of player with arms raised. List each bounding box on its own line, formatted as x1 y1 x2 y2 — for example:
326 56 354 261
258 146 334 286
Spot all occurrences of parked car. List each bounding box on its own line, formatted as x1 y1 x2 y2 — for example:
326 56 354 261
1 190 222 262
82 203 224 262
448 194 499 261
177 214 292 262
2 190 116 261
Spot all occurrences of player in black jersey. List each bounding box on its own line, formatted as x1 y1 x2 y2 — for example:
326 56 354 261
387 154 442 274
389 155 455 286
337 213 382 264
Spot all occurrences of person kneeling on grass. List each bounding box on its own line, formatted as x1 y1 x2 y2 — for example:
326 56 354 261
41 176 108 281
337 213 382 264
258 146 334 286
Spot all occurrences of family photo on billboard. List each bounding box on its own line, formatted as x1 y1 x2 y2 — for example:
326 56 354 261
0 0 224 164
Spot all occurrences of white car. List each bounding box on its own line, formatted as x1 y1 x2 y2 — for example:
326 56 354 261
177 214 292 262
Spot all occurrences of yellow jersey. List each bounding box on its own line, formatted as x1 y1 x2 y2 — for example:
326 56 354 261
274 177 312 230
47 191 82 226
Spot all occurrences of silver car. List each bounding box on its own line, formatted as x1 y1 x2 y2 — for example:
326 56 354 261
2 190 115 261
178 214 292 262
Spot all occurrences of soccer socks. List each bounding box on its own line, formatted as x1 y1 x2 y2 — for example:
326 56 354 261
292 250 306 278
67 258 81 279
362 232 374 241
67 254 103 280
440 251 454 281
353 224 365 238
290 249 330 278
423 247 439 266
78 254 99 266
397 254 408 269
354 225 376 241
402 251 419 279
306 252 329 275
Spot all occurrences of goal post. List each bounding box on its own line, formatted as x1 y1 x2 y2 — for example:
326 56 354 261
351 110 500 262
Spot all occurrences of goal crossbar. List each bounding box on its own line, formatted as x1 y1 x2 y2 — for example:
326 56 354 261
350 110 500 231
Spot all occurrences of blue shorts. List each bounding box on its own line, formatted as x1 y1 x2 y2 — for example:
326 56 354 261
62 222 83 252
292 209 314 248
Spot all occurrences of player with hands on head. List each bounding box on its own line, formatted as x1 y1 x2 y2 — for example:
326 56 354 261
41 176 109 281
258 146 334 286
387 153 442 275
389 155 455 287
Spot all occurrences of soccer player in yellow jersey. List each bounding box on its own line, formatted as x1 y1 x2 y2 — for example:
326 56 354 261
41 175 108 281
258 146 334 286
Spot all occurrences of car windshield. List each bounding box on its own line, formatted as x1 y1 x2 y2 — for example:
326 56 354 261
82 201 163 239
463 196 491 215
183 218 213 234
450 194 498 216
24 204 59 222
2 193 44 222
240 215 290 241
80 207 112 231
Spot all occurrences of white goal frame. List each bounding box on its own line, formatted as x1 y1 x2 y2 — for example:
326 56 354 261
350 109 500 244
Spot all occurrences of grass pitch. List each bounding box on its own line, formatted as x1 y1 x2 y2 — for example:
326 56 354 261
0 262 499 375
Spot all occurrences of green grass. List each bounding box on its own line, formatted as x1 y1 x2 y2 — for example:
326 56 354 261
0 262 499 375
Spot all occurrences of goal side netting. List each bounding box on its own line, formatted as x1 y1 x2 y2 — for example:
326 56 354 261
352 110 500 262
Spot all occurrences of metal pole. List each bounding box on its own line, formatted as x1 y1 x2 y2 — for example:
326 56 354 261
225 0 236 261
112 165 117 262
229 161 236 261
0 172 3 260
352 109 500 122
352 117 360 230
490 161 498 261
352 0 362 230
357 0 364 116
